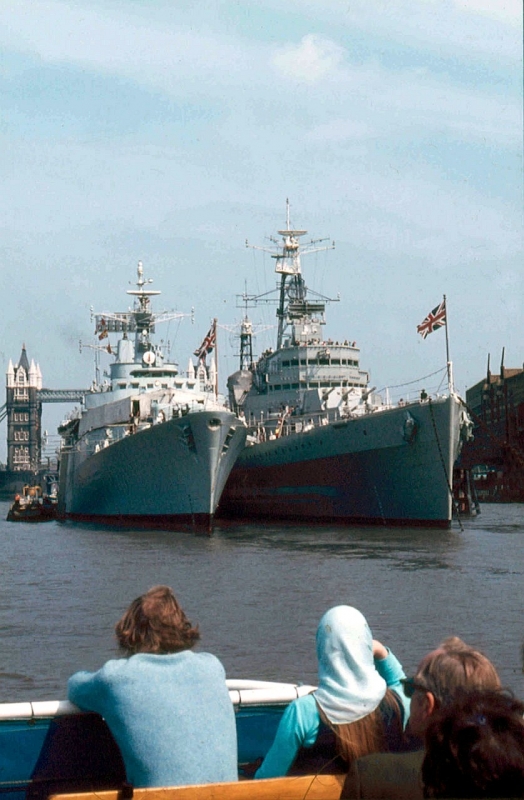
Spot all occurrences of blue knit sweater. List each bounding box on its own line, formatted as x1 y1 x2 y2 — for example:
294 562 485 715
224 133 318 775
68 650 238 788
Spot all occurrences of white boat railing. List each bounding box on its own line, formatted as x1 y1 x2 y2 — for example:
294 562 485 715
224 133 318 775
0 680 317 720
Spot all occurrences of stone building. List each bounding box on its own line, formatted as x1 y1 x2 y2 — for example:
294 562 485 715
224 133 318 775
460 356 524 502
5 345 43 472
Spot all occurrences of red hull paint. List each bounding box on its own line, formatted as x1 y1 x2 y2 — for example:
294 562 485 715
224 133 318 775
59 512 213 532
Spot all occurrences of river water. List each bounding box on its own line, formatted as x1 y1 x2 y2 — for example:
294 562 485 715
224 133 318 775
0 502 522 703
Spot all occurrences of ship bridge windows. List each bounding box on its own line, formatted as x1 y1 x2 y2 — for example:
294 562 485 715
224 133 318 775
130 370 178 378
279 358 300 369
118 384 127 389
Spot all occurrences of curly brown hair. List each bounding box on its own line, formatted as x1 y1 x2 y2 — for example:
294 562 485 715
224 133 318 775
115 585 200 655
422 689 524 798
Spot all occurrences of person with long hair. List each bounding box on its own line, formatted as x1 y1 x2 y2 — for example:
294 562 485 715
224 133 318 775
67 586 237 788
254 605 409 778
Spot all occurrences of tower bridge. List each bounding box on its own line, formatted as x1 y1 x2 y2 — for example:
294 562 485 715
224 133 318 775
37 389 87 404
0 345 88 493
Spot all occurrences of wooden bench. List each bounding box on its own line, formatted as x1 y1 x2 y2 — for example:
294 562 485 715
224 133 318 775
50 774 344 800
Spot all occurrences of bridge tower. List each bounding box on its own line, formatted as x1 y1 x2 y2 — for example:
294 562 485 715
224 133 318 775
5 345 43 472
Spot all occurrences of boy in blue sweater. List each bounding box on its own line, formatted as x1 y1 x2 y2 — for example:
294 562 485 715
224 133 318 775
68 585 237 788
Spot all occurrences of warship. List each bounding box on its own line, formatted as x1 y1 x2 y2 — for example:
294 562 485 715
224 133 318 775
221 203 472 527
57 262 246 527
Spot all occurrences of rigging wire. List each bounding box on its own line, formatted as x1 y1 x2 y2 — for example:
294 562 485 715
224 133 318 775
375 366 447 395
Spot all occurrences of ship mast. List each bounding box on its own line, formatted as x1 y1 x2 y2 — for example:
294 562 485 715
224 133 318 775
272 200 310 350
239 316 254 371
249 200 336 350
239 202 336 359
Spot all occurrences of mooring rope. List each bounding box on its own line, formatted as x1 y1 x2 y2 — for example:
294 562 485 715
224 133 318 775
428 398 464 532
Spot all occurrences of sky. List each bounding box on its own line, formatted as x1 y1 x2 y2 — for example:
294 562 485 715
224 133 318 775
0 0 522 461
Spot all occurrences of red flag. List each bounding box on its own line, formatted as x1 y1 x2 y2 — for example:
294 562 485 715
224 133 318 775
417 300 446 339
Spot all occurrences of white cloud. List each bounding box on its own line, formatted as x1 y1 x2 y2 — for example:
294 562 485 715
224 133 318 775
271 35 346 83
256 0 521 63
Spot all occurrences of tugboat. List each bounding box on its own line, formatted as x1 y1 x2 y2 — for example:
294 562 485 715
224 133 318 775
57 262 246 529
6 484 57 522
220 202 473 527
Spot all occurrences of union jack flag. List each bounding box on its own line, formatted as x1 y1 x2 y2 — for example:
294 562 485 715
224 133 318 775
97 317 109 340
417 300 446 339
194 322 217 361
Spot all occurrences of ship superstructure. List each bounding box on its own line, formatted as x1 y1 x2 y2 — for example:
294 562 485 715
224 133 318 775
221 204 472 527
57 262 246 527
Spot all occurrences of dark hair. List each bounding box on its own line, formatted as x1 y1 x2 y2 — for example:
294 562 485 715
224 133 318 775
115 585 200 655
417 642 500 709
422 690 524 798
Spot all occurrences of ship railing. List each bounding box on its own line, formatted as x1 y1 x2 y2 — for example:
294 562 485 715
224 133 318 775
246 409 336 441
245 395 443 441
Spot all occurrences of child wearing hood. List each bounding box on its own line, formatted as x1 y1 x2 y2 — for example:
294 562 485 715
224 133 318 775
255 605 409 778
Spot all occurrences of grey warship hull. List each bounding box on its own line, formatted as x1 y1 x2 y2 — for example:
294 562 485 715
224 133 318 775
221 395 466 528
222 203 471 529
58 409 246 527
57 261 246 529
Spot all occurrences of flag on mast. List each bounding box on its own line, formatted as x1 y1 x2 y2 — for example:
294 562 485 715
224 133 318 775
194 321 217 361
96 317 109 340
417 299 446 339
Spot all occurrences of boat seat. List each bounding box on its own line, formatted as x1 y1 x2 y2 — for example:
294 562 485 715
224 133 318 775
50 773 344 800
